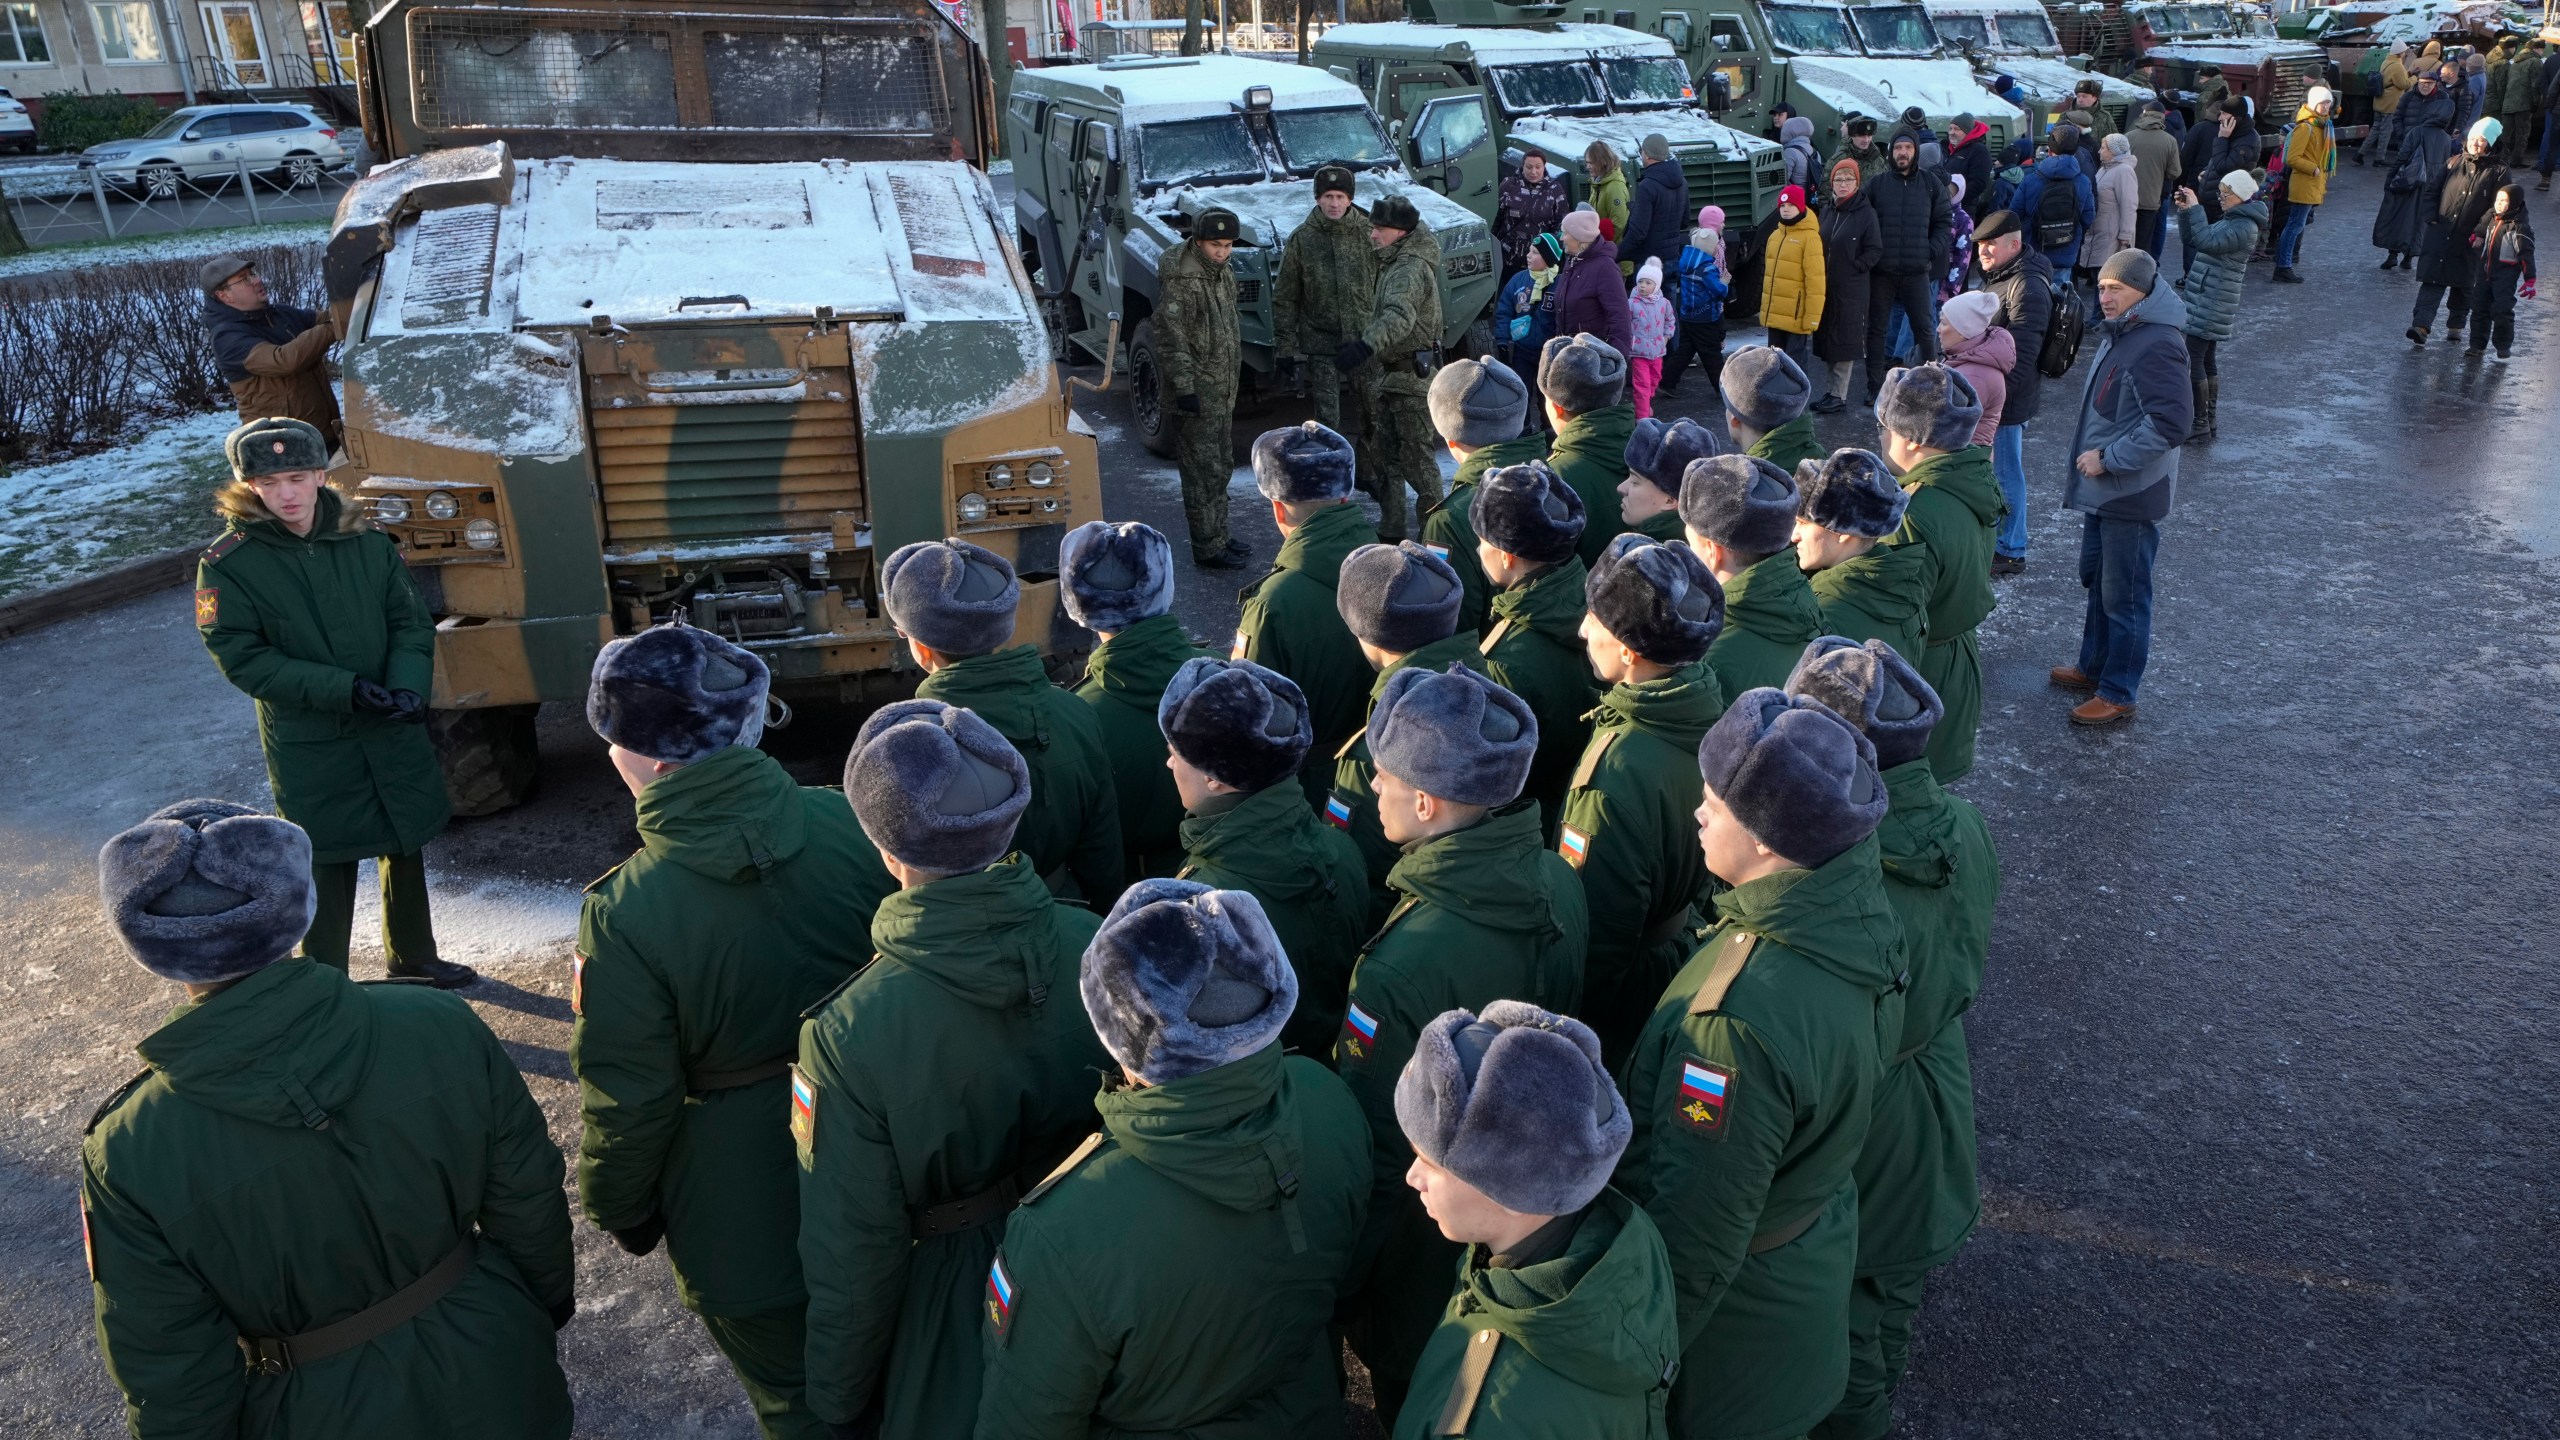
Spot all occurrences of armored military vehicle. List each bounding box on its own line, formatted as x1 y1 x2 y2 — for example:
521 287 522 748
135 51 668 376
2052 1 2327 127
1008 55 1501 458
328 0 1101 810
1919 0 2156 132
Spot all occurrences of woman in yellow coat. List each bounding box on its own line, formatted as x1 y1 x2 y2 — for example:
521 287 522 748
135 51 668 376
1759 184 1827 372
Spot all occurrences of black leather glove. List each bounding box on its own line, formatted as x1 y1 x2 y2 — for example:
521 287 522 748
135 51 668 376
608 1212 666 1257
388 689 429 725
351 678 400 715
548 1297 576 1331
1334 340 1374 371
1176 393 1201 415
1278 356 1302 385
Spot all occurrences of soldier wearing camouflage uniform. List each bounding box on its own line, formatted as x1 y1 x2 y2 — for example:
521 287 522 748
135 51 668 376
1276 165 1378 466
1158 208 1249 568
1338 195 1444 542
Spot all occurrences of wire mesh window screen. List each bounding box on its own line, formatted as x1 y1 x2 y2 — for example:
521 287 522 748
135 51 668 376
701 29 948 134
411 10 681 130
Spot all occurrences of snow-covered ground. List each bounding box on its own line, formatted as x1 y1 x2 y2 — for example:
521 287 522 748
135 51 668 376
0 409 235 599
0 218 325 281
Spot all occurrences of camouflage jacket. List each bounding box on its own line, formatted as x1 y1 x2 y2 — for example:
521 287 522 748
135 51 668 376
1275 204 1377 356
1158 238 1240 410
1358 224 1445 398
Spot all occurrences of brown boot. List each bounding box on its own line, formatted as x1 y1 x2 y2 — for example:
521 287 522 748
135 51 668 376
2069 695 2137 726
2049 665 2098 690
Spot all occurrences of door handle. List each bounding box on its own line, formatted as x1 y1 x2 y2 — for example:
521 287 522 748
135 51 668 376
1470 182 1491 196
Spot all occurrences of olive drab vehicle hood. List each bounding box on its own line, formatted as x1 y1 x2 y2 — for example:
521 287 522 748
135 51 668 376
1784 57 2015 132
1137 173 1491 274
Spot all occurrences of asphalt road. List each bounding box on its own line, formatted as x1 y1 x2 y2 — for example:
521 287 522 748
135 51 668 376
3 159 2556 1437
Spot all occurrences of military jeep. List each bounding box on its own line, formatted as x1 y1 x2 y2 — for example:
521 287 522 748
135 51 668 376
1007 55 1502 458
1918 0 2157 134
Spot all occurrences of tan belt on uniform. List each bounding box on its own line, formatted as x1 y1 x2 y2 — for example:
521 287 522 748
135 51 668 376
686 1056 794 1094
909 1174 1023 1240
1431 1327 1505 1435
237 1235 476 1376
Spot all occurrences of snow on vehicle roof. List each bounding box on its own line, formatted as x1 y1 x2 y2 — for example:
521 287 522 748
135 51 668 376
1922 0 2055 15
1787 57 2027 123
1510 111 1780 159
1023 54 1363 121
1144 170 1486 247
1995 55 2158 102
2145 38 2325 62
1316 21 1680 61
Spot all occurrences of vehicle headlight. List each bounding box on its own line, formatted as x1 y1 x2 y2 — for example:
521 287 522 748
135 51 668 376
371 494 412 524
957 492 989 524
1027 461 1055 488
985 462 1014 489
464 518 501 550
424 492 460 520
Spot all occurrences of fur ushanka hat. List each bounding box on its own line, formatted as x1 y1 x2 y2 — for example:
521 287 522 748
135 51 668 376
1678 453 1801 557
1253 421 1358 505
881 538 1021 658
1473 460 1587 566
1059 519 1174 634
1587 532 1724 667
1719 346 1812 432
1875 363 1983 452
1156 656 1312 794
1538 333 1628 416
99 799 316 984
1337 541 1464 653
842 699 1030 874
1081 878 1298 1085
587 620 772 764
1786 636 1943 772
1697 688 1889 867
1623 416 1726 498
1394 1000 1631 1216
1369 664 1537 808
1795 450 1910 540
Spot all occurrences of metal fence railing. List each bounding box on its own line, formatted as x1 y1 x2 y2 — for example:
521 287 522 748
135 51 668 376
3 159 352 248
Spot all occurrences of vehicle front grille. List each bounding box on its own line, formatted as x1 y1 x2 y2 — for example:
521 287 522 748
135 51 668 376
586 370 864 546
2269 56 2321 119
1684 151 1775 226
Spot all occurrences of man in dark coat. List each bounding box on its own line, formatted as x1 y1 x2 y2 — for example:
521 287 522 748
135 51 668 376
1551 209 1634 356
1497 149 1570 275
195 418 466 986
1862 134 1953 400
201 254 341 449
2408 120 2513 343
84 801 573 1439
1062 520 1207 878
1622 133 1693 279
1971 212 2054 575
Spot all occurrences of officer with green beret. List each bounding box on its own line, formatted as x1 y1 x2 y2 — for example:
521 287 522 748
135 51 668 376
1876 363 2003 781
1233 421 1377 802
1617 690 1905 1440
1472 460 1595 834
1334 664 1588 1425
1160 656 1368 1057
572 622 892 1440
886 537 1125 903
798 701 1112 1440
194 417 468 986
1419 357 1547 635
1329 541 1488 913
1276 165 1380 466
1787 639 2000 1440
1338 194 1444 543
1619 416 1726 545
1794 449 1930 663
1160 206 1250 568
1536 334 1638 567
82 801 573 1437
1562 533 1728 1072
1680 453 1825 699
1061 520 1206 879
1722 346 1823 474
974 880 1373 1437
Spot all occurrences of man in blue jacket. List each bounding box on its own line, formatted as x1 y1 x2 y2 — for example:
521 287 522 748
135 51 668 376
2007 124 2098 291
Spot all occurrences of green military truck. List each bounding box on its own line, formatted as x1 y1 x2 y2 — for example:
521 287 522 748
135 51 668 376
1919 0 2157 133
2050 1 2327 129
1007 54 1502 458
328 0 1103 809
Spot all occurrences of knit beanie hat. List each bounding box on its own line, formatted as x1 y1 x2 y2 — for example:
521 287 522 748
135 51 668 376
587 620 772 763
2097 247 2159 294
1369 663 1538 808
1473 460 1587 566
1586 532 1724 667
1696 688 1889 867
99 800 316 984
2104 132 2133 158
1636 256 1664 289
1939 290 2002 342
1059 519 1175 634
1624 416 1727 498
1678 453 1800 557
1720 345 1811 431
225 417 329 479
1157 655 1311 793
1796 449 1910 540
1394 1001 1631 1216
1337 541 1464 653
1538 332 1629 415
842 699 1030 874
1252 421 1358 504
1429 358 1531 448
1532 233 1566 267
2219 169 2260 203
882 538 1021 657
1697 204 1725 232
1560 209 1601 245
1081 879 1297 1085
1784 636 1943 772
1875 363 1984 451
2469 116 2503 148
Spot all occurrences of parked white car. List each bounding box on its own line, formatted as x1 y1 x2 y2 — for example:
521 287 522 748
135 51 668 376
0 87 34 154
77 104 349 195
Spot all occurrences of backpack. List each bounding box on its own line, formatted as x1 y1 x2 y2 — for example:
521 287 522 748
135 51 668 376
2034 170 2081 251
2036 271 2084 378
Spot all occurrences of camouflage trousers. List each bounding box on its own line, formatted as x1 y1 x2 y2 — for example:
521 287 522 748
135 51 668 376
1365 388 1443 543
1301 348 1376 449
1169 407 1236 560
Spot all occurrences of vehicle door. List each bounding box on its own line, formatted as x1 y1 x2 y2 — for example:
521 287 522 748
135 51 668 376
1706 13 1762 125
178 111 241 177
1061 116 1121 330
1408 93 1496 218
234 111 297 170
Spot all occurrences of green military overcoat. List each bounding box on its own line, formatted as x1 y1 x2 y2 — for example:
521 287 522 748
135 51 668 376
1074 613 1208 879
1235 502 1380 801
1702 546 1825 702
1747 415 1824 476
1420 432 1552 636
1547 403 1639 568
1480 558 1597 836
1176 781 1370 1059
917 644 1125 901
1805 540 1932 664
1887 447 2002 782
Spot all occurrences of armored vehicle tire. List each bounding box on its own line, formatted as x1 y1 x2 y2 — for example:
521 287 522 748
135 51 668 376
431 703 541 818
1463 317 1498 363
1128 318 1175 459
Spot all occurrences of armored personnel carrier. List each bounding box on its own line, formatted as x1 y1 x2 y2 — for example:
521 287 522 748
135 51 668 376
328 0 1101 809
1919 0 2157 133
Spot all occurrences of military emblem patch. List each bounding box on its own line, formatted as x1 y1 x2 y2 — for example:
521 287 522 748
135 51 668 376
1558 825 1591 869
1229 629 1249 660
1324 794 1354 829
1339 1002 1379 1060
790 1064 818 1165
570 951 586 1015
193 587 218 628
986 1252 1017 1344
1677 1056 1732 1136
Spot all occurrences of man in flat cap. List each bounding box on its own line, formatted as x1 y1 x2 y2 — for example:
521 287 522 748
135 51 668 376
798 701 1113 1440
1679 453 1824 699
1420 356 1548 635
1329 541 1489 910
196 417 466 986
886 537 1124 901
1793 449 1929 663
1472 461 1595 831
83 800 573 1438
1276 165 1380 465
1061 520 1207 879
1158 207 1250 568
1233 421 1377 800
1339 193 1445 543
573 621 890 1439
975 880 1372 1436
201 253 341 449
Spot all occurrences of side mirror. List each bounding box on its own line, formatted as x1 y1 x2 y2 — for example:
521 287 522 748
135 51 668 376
181 129 202 142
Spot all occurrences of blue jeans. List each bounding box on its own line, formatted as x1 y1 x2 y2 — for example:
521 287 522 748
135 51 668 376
2077 513 2160 705
1993 423 2029 558
2274 201 2316 267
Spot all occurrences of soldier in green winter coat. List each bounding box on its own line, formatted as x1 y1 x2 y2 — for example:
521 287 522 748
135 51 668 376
976 880 1372 1437
1472 460 1596 833
1420 357 1548 634
1620 416 1726 546
1330 541 1490 911
1334 664 1589 1424
1681 453 1827 699
886 537 1125 901
1338 195 1444 542
1616 691 1904 1440
1161 657 1369 1057
1234 422 1377 801
1276 165 1380 461
1787 641 1999 1440
1062 521 1206 879
799 701 1114 1440
1794 450 1931 662
1723 345 1823 475
1159 207 1250 567
574 624 891 1440
1564 534 1730 1072
1537 334 1639 567
1877 364 2004 781
83 801 572 1438
194 417 469 986
1393 1003 1679 1439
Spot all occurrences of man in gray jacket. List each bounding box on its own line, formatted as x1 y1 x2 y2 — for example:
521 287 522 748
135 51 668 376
2053 248 2189 728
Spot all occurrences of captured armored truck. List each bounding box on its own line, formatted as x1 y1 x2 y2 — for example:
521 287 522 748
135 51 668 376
1008 55 1501 457
1919 0 2156 132
2058 2 2326 127
329 0 1100 808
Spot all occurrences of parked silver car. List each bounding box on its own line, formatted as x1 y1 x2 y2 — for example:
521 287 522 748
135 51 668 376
77 104 349 196
0 87 33 155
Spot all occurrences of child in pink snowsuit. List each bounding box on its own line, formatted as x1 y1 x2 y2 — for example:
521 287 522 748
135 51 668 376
1628 255 1675 419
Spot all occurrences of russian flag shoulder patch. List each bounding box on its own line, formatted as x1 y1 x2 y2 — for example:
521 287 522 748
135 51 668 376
1558 825 1591 869
1677 1055 1732 1137
789 1064 818 1165
986 1251 1018 1344
1339 1001 1380 1060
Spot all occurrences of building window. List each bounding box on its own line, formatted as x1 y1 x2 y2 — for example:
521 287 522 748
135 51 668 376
94 2 164 63
0 3 50 64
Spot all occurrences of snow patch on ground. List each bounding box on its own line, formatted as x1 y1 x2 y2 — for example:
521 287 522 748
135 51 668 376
344 862 584 971
0 219 327 282
0 409 236 599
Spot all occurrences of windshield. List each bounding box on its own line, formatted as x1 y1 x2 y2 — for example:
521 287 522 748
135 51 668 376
1930 13 1992 47
1850 4 1940 54
142 110 205 139
1486 61 1608 114
1596 55 1697 108
1272 105 1393 171
1137 116 1265 187
2150 4 2235 34
1761 4 1860 54
1994 12 2059 48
